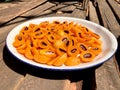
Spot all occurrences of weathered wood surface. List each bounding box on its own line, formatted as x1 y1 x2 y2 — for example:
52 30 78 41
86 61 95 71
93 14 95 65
0 0 120 90
90 0 120 90
97 0 120 38
0 0 47 25
20 2 55 17
107 0 120 21
0 18 26 44
16 74 67 90
0 43 24 90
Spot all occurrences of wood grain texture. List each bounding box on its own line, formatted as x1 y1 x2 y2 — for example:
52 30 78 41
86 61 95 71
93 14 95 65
71 9 86 19
90 0 120 90
0 18 27 90
89 1 99 24
0 42 5 61
97 0 120 38
89 1 120 90
50 4 67 11
20 2 55 17
0 0 47 25
0 18 26 44
57 5 76 12
16 74 67 90
83 0 90 10
107 0 120 21
0 43 24 90
96 58 120 90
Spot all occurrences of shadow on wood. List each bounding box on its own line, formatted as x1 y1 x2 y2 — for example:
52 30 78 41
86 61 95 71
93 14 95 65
3 44 100 77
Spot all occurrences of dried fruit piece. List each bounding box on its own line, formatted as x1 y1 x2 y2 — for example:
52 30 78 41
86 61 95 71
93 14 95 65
77 43 88 52
24 48 34 60
65 57 80 66
47 56 60 66
31 47 39 56
67 45 79 57
38 37 51 49
53 53 67 66
13 34 25 47
17 49 26 54
53 39 65 49
46 33 57 43
56 47 66 56
34 54 50 64
80 51 95 62
33 29 46 39
89 45 102 56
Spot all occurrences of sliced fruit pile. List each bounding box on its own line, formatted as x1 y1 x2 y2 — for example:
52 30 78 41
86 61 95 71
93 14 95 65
13 21 102 66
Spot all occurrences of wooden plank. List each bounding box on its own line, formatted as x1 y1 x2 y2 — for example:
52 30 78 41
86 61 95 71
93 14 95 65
61 1 79 5
50 4 67 11
0 0 47 25
58 5 76 12
83 0 90 10
76 80 83 90
74 2 83 10
91 0 120 90
0 42 25 90
89 1 120 90
21 2 55 17
35 10 54 17
0 18 26 44
96 58 120 90
16 74 68 90
55 11 71 17
0 42 5 61
107 0 120 21
71 9 86 19
89 1 99 24
97 0 120 38
0 1 19 10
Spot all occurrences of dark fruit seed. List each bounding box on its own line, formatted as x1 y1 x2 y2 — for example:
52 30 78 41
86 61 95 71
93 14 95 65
86 28 89 32
80 44 87 51
42 42 47 46
59 48 66 53
66 41 69 46
35 32 42 36
35 28 40 32
48 32 51 34
54 21 60 24
62 38 67 42
24 27 28 30
72 40 74 45
83 53 92 58
78 33 81 37
51 36 54 39
71 49 77 53
64 30 69 34
30 42 33 47
18 36 22 41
